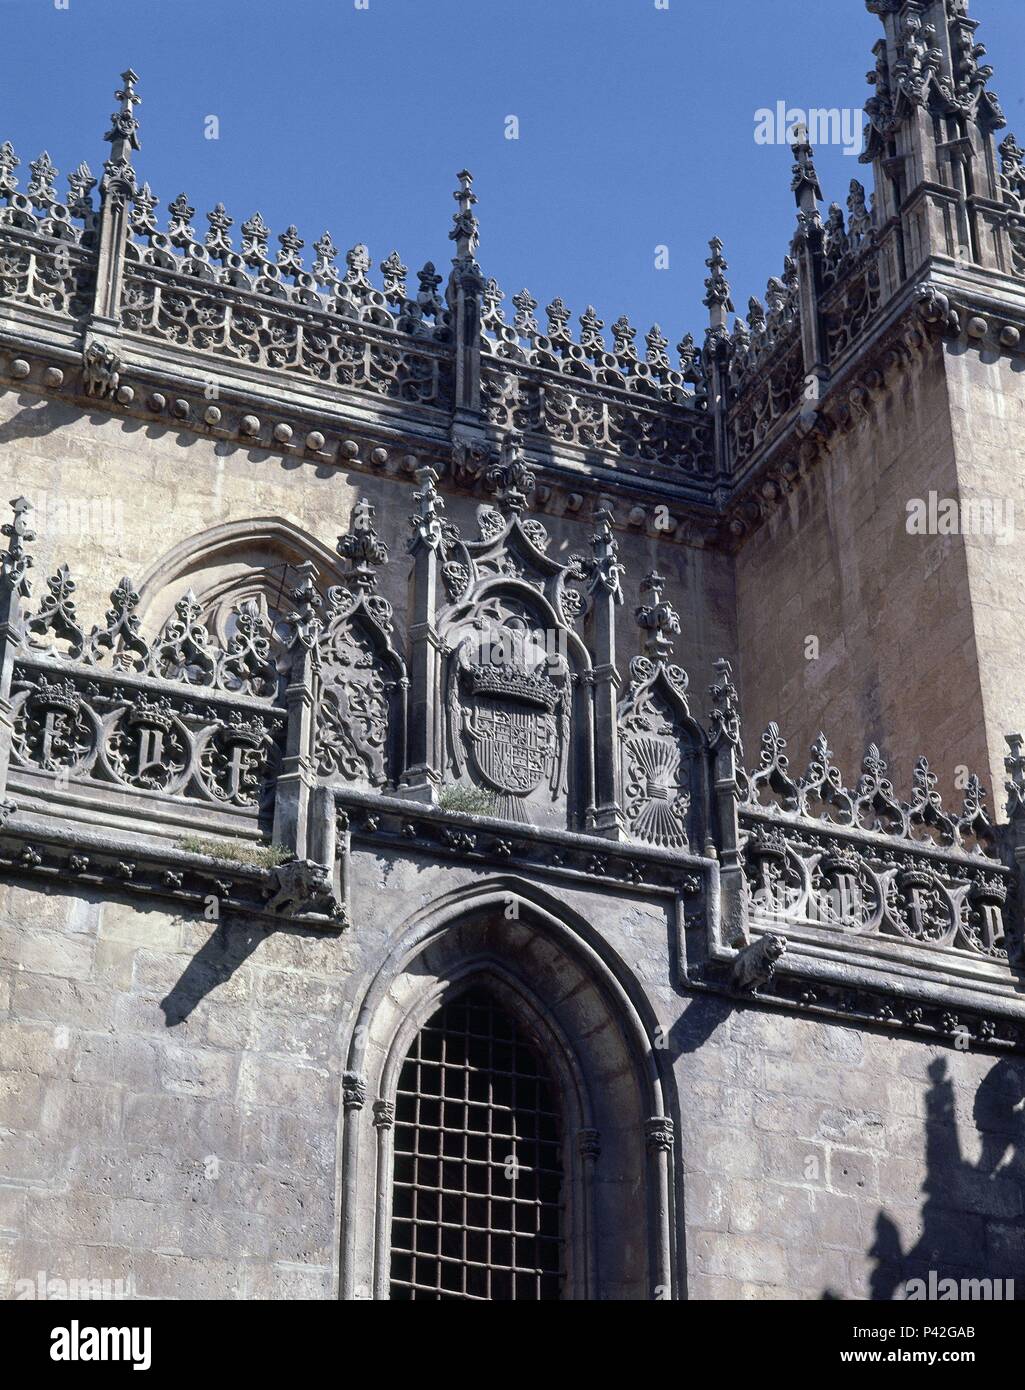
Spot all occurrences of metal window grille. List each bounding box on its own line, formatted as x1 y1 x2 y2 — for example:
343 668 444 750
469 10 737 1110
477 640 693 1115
389 988 565 1300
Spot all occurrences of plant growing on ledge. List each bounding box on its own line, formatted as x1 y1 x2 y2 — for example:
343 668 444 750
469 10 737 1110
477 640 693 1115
438 785 500 816
178 835 293 869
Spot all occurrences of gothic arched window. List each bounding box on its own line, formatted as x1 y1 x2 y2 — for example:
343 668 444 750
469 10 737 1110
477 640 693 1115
389 988 565 1300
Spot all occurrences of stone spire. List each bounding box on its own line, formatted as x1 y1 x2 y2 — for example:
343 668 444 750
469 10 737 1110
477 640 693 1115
863 0 1004 154
636 571 681 663
861 0 1011 286
285 563 324 653
91 68 141 331
790 130 823 216
447 170 485 421
702 237 734 340
449 169 479 264
587 503 625 602
408 465 446 555
789 134 828 404
336 499 388 592
703 239 734 495
0 497 34 601
484 431 535 516
103 67 141 186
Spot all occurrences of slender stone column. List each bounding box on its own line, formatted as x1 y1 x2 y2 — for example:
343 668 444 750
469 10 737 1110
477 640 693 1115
1003 735 1025 971
586 503 625 839
645 1116 675 1300
0 498 33 817
272 565 322 858
372 1100 396 1300
400 468 445 803
340 1071 367 1301
308 787 348 923
577 1127 601 1300
708 658 747 947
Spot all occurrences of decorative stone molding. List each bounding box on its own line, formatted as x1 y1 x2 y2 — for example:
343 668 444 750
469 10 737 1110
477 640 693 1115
0 816 345 929
342 1072 367 1112
644 1117 675 1153
577 1128 601 1161
4 59 1023 556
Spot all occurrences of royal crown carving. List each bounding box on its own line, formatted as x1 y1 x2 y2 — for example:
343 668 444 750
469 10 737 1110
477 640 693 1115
2 30 1025 1032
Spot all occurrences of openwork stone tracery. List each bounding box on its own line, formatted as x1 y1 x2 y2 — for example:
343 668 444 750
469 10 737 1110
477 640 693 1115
3 26 1025 548
315 500 407 790
13 561 283 820
739 722 1009 964
432 437 588 826
2 16 1025 1018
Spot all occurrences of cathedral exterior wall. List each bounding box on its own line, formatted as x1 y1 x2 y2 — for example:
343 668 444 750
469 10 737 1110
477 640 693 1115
4 0 1025 1304
0 878 344 1299
947 345 1025 799
732 346 989 800
676 999 1025 1300
3 870 1023 1301
0 387 737 704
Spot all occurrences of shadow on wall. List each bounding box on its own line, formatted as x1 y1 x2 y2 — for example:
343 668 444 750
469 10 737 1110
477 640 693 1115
159 921 266 1025
159 914 347 1026
830 1056 1025 1300
0 394 91 445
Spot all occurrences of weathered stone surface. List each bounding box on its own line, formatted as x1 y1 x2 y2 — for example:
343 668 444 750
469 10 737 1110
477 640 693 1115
2 4 1025 1302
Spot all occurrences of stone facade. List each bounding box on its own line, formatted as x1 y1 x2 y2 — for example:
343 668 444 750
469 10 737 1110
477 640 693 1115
2 0 1025 1301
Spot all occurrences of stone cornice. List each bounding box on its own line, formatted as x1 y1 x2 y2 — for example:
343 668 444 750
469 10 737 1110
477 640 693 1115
335 783 711 891
4 254 1025 558
0 808 345 929
0 316 723 553
686 953 1025 1055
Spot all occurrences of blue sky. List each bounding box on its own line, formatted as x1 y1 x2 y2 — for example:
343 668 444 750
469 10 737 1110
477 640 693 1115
2 0 1025 349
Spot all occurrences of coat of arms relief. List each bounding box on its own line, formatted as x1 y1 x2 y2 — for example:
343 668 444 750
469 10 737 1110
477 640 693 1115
301 437 714 840
436 432 590 827
445 608 571 820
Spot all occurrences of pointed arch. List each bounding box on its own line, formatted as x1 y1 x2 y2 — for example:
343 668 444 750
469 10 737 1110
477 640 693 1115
134 516 346 640
439 574 592 677
337 877 679 1301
